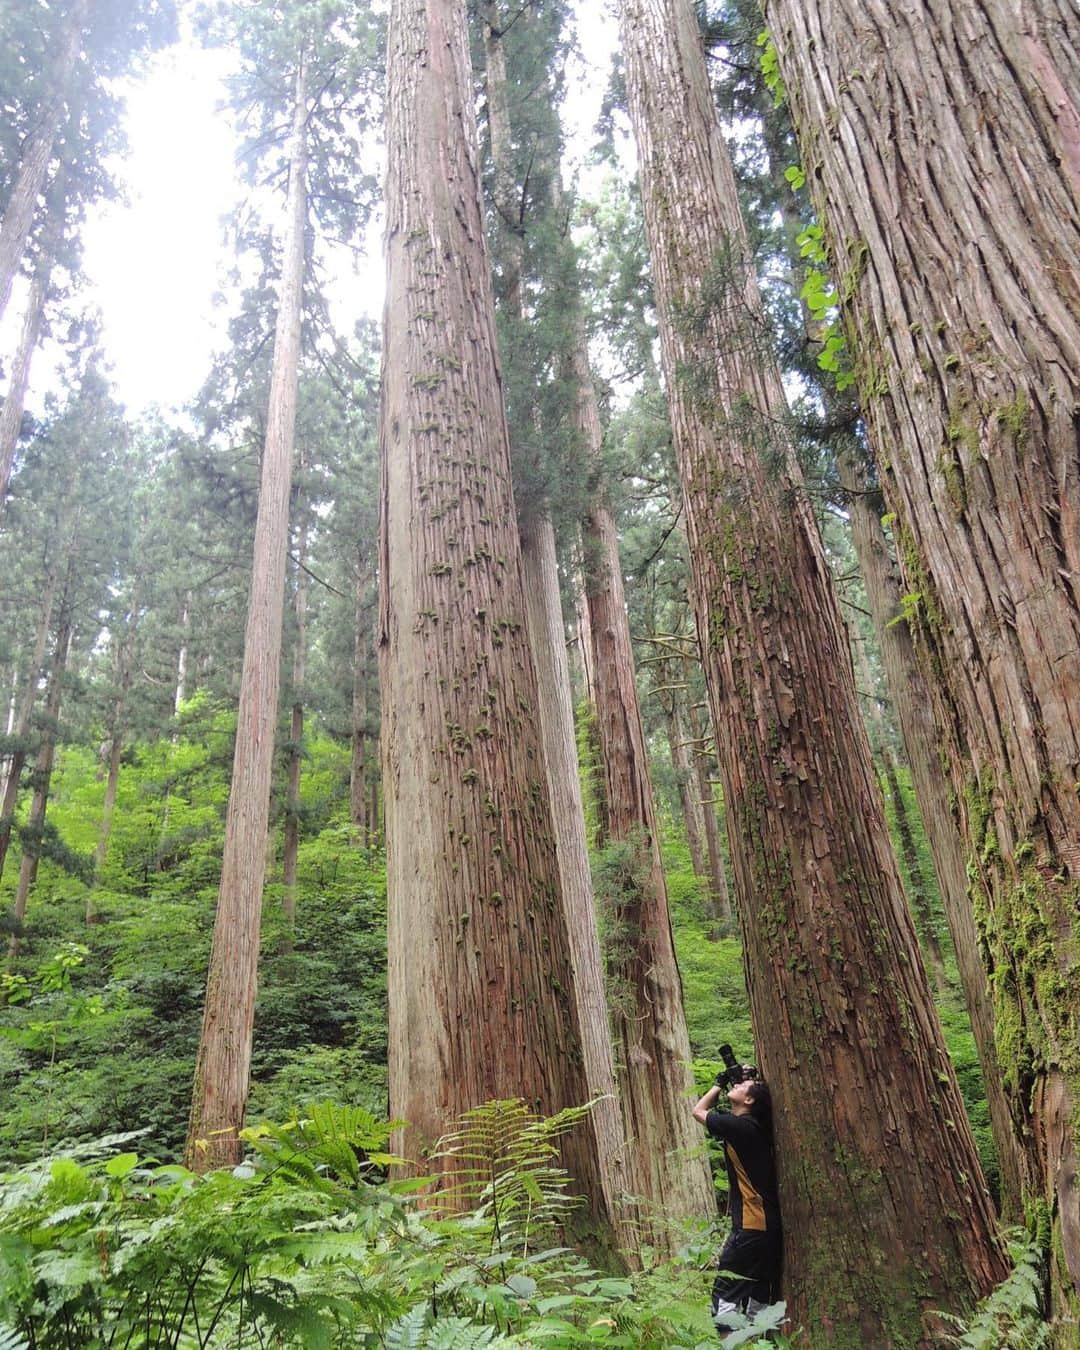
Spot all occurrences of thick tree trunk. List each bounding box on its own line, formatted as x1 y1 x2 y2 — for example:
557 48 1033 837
765 0 1079 1292
840 444 1029 1221
540 165 712 1224
282 517 309 944
617 0 1006 1335
185 64 308 1172
7 609 72 962
763 74 1029 1223
380 0 611 1241
0 565 60 886
350 567 369 841
0 0 86 324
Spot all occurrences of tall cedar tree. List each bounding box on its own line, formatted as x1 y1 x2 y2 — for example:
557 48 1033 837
837 443 1024 1217
477 1 637 1245
185 54 308 1172
704 4 1029 1219
762 0 1080 1304
616 0 1007 1336
558 209 715 1228
379 0 611 1241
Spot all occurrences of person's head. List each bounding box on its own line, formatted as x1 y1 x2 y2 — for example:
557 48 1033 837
730 1077 772 1132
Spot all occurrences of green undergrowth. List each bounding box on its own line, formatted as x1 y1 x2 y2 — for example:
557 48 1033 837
0 1100 791 1349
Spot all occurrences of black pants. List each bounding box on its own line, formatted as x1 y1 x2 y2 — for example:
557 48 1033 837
711 1228 781 1330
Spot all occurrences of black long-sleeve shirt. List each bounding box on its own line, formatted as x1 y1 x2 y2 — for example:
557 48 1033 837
705 1110 780 1235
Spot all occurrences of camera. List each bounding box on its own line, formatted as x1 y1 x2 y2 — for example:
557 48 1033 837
714 1042 759 1091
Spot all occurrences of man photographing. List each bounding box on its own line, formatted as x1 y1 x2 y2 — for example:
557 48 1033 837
693 1050 782 1335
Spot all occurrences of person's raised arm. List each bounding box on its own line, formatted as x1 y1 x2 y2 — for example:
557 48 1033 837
693 1082 724 1126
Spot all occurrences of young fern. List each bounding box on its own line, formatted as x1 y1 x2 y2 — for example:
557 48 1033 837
384 1303 515 1348
938 1230 1049 1348
430 1099 589 1253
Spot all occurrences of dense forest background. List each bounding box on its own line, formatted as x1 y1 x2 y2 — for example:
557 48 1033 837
1 0 1076 1345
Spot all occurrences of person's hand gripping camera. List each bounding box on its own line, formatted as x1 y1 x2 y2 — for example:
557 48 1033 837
714 1042 759 1091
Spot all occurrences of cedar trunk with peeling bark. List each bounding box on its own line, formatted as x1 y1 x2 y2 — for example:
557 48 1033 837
87 595 139 925
0 567 59 887
580 487 714 1224
684 690 733 927
7 600 73 962
764 0 1080 1296
379 0 611 1241
517 511 633 1242
617 0 1006 1335
185 64 308 1172
282 515 310 943
350 569 370 841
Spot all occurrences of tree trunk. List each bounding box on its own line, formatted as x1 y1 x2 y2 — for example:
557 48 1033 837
540 153 713 1224
881 752 948 992
281 516 309 945
0 0 86 324
765 0 1079 1292
86 602 139 925
685 693 733 927
518 510 634 1245
350 565 369 841
7 607 73 962
661 692 706 876
761 75 1029 1223
174 594 190 716
840 444 1029 1222
617 0 1006 1334
0 564 60 887
0 251 49 512
850 634 948 995
580 485 715 1226
185 62 308 1172
380 0 611 1242
480 1 635 1242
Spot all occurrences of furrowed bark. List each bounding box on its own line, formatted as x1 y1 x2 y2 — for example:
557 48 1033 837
617 0 1006 1335
186 60 308 1172
765 0 1080 1297
379 0 611 1244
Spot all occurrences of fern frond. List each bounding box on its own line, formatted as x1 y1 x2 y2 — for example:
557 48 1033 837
385 1302 431 1349
424 1318 508 1348
431 1099 586 1244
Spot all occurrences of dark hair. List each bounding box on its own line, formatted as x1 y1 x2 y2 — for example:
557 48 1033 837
746 1080 773 1137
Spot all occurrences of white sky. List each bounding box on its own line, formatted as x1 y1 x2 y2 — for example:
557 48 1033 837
6 4 625 419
